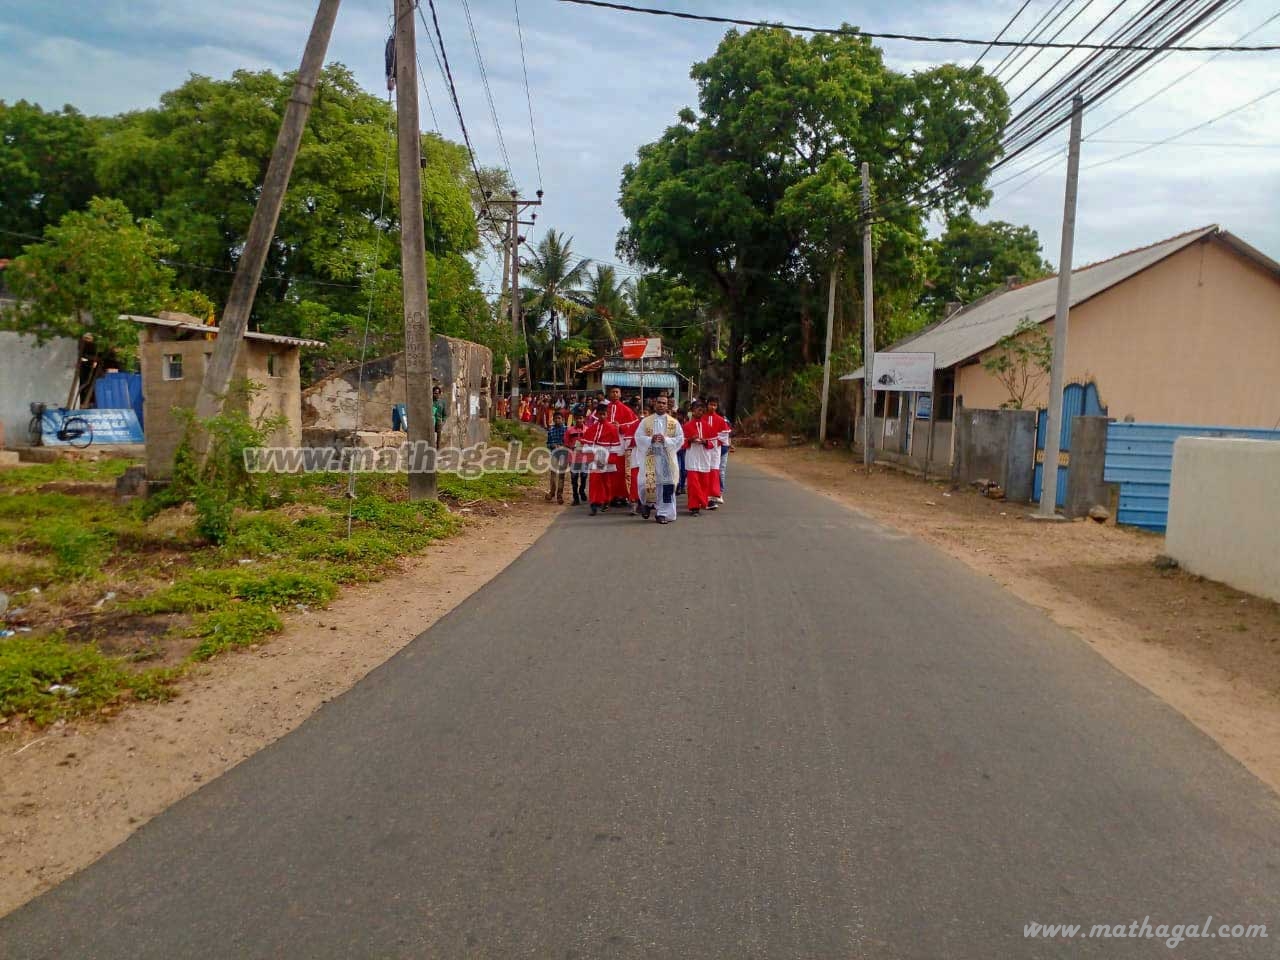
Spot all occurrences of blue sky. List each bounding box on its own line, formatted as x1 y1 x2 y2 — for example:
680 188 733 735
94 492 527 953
2 0 1278 292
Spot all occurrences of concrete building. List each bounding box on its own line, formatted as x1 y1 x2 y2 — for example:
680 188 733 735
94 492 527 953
130 313 324 478
842 225 1280 470
301 335 492 449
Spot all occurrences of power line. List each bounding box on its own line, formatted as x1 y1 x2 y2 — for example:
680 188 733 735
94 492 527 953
974 0 1036 68
459 0 514 180
513 0 545 191
555 0 1280 50
1086 7 1280 137
1083 81 1280 168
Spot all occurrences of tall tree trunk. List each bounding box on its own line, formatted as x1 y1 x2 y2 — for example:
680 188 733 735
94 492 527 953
726 306 746 419
800 282 813 365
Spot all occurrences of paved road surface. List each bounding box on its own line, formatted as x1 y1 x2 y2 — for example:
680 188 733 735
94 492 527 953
3 465 1279 958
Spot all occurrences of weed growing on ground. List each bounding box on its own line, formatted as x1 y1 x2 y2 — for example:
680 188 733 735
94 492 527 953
189 605 283 661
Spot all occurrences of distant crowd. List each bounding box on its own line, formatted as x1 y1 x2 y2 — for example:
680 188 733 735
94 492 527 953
502 387 731 526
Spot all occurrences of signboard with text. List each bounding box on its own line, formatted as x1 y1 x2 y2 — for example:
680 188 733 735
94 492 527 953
871 352 935 392
40 408 144 446
621 337 663 360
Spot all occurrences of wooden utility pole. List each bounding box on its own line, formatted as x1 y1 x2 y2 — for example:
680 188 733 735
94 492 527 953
818 258 839 445
394 0 436 500
490 192 541 415
1037 93 1084 518
193 0 342 431
861 162 876 469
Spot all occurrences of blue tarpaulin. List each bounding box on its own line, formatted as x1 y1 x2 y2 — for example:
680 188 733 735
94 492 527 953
94 372 144 429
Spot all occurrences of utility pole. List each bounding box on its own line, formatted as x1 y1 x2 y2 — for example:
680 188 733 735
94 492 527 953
193 0 341 433
395 0 436 501
861 162 875 469
1037 93 1084 518
489 191 541 416
818 258 839 445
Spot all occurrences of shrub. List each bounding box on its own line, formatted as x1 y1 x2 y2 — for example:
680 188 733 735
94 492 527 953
189 604 283 661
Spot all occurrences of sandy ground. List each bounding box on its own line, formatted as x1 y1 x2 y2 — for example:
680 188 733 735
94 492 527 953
739 445 1280 798
0 495 558 918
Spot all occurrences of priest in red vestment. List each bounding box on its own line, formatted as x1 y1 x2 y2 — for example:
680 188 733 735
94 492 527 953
604 386 639 504
682 399 720 516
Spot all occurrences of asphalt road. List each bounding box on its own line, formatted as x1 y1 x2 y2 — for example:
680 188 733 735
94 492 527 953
3 465 1279 959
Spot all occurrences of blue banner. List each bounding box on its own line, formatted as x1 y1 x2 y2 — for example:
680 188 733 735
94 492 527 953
40 408 144 446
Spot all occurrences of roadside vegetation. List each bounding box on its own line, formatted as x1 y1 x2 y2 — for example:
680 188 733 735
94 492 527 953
0 456 535 727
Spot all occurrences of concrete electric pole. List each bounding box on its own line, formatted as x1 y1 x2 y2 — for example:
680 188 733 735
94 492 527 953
861 162 875 470
489 192 541 416
1036 93 1084 519
193 0 341 434
395 0 436 501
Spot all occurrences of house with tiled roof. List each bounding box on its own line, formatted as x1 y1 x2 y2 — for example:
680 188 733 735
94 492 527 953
841 225 1280 468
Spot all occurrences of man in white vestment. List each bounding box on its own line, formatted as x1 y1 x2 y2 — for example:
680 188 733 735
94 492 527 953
632 395 681 524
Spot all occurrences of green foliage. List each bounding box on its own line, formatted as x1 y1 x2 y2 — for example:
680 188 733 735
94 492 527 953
922 214 1053 318
981 318 1054 409
189 605 283 661
1 197 181 360
166 382 287 544
0 632 176 724
619 26 1009 411
490 419 541 446
0 101 102 255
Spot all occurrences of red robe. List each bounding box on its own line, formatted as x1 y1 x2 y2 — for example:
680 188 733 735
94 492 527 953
682 417 720 510
702 413 731 498
606 402 639 500
580 420 621 506
618 418 641 502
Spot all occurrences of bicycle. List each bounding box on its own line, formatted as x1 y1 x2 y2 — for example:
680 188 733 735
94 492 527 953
28 402 94 449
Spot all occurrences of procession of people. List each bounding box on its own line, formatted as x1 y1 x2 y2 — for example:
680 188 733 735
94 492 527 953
543 385 730 525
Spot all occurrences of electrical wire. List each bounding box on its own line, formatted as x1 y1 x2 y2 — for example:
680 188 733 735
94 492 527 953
991 0 1078 80
459 0 515 181
974 0 1037 69
555 0 1280 50
1086 7 1280 138
1083 81 1280 168
513 0 545 191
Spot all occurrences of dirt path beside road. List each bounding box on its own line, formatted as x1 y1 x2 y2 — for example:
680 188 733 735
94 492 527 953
739 445 1280 796
0 497 558 918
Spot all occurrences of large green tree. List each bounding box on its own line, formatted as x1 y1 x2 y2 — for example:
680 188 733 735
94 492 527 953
0 101 104 256
619 26 1009 414
922 214 1052 317
1 197 197 361
92 64 495 367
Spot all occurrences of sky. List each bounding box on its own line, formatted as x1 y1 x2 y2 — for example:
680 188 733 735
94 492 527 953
2 0 1278 292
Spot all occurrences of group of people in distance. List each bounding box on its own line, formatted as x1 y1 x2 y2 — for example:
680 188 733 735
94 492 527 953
542 386 731 525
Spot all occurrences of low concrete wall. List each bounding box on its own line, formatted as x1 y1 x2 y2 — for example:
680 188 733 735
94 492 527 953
953 407 1036 502
1064 415 1116 519
1166 437 1280 603
0 332 79 448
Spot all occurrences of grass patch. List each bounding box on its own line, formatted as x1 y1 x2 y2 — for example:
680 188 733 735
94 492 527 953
2 457 532 726
189 604 283 661
490 419 542 446
0 632 176 724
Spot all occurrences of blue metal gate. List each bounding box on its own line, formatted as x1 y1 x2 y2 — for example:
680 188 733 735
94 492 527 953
1033 382 1106 507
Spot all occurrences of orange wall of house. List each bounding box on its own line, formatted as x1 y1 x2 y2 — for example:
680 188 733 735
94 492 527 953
956 239 1280 427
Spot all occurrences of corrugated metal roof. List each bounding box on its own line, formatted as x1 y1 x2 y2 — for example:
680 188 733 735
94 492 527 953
124 313 327 348
840 225 1221 381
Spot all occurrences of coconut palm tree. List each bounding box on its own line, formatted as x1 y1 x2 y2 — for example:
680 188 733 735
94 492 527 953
521 229 591 344
579 264 632 354
558 336 593 392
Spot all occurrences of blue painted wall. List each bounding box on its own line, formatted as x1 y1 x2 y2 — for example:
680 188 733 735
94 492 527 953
1103 423 1280 531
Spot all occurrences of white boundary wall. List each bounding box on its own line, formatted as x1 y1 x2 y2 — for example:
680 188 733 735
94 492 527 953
1166 437 1280 603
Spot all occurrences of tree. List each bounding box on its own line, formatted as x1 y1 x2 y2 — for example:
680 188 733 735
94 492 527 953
981 318 1053 409
923 214 1052 317
580 264 630 353
1 197 185 360
558 336 593 391
92 65 485 360
619 26 1008 414
0 101 104 257
521 229 590 343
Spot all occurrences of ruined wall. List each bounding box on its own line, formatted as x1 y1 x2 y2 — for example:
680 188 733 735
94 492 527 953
302 335 492 448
